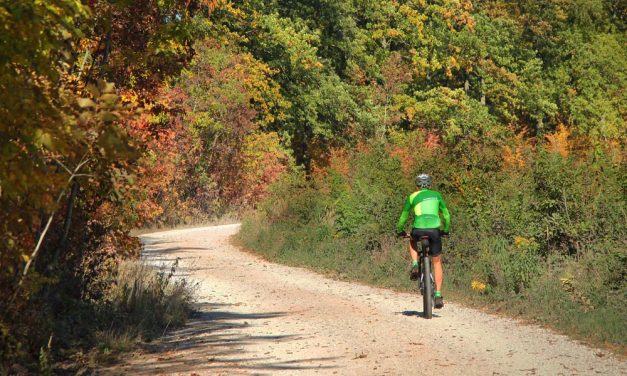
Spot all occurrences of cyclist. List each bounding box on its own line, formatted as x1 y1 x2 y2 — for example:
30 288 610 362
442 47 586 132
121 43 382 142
396 173 450 309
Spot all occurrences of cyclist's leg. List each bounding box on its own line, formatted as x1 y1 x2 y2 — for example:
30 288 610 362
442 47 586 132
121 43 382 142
408 236 419 264
427 229 443 292
408 235 420 280
432 255 443 292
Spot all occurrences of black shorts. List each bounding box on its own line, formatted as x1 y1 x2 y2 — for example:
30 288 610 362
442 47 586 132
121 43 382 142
410 228 442 257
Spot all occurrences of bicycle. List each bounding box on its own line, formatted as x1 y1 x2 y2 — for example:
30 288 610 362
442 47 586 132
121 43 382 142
403 233 438 319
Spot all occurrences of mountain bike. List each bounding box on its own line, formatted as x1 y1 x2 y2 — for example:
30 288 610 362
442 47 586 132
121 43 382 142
403 234 436 319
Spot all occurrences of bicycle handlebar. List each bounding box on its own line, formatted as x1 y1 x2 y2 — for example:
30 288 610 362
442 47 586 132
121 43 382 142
398 231 449 239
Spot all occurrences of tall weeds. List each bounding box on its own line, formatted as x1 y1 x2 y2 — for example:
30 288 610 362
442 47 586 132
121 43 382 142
100 260 196 341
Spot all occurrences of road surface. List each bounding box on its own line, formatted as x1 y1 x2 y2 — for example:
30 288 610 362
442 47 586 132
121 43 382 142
102 225 625 375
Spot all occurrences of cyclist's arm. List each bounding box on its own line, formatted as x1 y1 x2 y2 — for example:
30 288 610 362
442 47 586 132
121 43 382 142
439 195 451 232
396 196 411 233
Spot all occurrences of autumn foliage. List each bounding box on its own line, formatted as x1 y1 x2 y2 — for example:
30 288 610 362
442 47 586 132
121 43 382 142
1 0 626 370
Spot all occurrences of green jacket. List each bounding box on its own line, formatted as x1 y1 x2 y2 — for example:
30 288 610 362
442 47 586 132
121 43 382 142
396 189 451 232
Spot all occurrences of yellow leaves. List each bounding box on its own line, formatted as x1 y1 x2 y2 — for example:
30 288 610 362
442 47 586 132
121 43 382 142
411 49 430 77
555 7 568 22
240 132 292 201
559 275 573 288
405 106 416 122
234 51 290 128
461 0 474 12
223 1 245 18
445 66 453 79
399 4 426 35
386 29 403 38
514 236 531 248
545 123 571 157
449 56 459 69
121 91 139 106
302 60 324 70
371 29 385 40
21 254 31 263
471 279 487 292
0 6 9 20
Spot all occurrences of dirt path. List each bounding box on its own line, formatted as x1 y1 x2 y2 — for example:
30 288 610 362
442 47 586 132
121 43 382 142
102 225 625 375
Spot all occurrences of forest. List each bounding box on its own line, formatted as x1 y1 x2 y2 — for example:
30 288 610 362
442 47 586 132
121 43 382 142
1 0 625 372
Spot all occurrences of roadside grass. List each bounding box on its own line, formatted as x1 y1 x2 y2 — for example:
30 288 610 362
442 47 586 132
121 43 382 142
61 259 197 373
103 260 196 332
238 216 627 354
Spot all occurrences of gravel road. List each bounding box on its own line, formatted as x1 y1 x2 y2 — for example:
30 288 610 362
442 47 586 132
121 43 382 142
101 224 626 375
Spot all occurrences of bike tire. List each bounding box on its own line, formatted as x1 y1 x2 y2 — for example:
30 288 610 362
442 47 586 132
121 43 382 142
422 255 433 319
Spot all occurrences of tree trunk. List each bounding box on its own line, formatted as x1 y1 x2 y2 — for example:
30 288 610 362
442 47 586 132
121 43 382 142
56 180 80 261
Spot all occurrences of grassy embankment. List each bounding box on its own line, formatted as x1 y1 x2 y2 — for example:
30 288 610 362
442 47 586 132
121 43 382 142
48 259 196 374
238 138 626 351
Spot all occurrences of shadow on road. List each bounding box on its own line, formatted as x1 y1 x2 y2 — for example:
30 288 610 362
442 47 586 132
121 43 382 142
103 303 339 375
399 310 441 319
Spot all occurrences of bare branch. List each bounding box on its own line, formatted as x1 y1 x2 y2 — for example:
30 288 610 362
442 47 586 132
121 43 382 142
19 187 66 282
54 158 73 175
76 153 90 171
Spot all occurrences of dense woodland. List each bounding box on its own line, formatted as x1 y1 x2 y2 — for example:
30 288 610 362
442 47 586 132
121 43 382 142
1 0 625 371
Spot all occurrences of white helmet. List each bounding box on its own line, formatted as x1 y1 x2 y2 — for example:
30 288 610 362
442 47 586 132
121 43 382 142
415 173 432 188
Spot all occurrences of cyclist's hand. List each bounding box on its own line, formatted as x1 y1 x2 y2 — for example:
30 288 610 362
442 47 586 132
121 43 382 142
440 230 449 237
397 230 408 238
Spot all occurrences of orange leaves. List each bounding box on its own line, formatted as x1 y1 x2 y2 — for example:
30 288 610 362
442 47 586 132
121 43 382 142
424 132 441 150
437 0 476 32
545 124 571 158
503 128 532 169
389 146 414 174
327 148 351 178
386 129 439 175
503 146 526 168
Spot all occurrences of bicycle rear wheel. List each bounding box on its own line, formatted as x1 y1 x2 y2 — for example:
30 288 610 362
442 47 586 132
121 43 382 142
422 256 433 319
